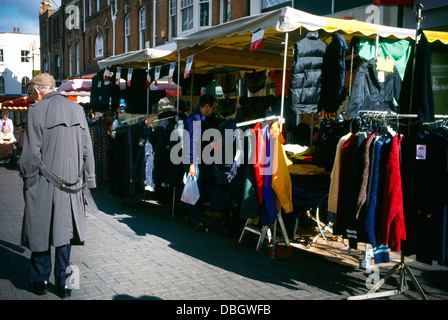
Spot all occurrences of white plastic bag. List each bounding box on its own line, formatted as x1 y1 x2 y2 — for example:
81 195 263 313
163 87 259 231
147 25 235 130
181 174 200 205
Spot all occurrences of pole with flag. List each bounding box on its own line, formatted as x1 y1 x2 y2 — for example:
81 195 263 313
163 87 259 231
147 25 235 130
250 29 265 52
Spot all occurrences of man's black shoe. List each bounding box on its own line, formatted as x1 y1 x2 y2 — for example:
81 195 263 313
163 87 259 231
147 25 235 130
56 285 72 299
29 280 48 295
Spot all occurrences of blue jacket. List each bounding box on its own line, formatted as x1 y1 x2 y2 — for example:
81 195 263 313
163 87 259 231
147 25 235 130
184 106 209 164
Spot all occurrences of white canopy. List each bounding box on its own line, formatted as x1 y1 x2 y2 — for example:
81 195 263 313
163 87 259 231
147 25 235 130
98 44 177 69
97 6 448 72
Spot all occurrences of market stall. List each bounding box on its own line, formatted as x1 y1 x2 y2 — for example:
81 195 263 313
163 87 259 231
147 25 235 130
57 78 93 105
95 5 448 299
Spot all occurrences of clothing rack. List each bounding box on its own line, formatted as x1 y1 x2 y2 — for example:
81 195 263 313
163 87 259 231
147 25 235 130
348 5 434 295
236 115 283 128
121 114 177 125
120 115 147 124
348 250 427 300
236 114 290 256
151 115 176 123
358 111 448 134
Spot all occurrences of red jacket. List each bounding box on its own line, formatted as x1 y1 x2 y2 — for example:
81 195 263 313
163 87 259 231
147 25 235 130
379 134 406 251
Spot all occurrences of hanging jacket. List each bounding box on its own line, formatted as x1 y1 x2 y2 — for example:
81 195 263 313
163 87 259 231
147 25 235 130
318 33 348 113
399 32 435 123
270 121 293 215
379 134 406 252
289 32 326 115
346 58 402 117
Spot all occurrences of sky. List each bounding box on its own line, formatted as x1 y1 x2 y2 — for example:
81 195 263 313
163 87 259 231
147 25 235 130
0 0 61 34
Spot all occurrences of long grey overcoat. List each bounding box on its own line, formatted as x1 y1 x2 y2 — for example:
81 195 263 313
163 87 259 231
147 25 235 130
18 91 96 252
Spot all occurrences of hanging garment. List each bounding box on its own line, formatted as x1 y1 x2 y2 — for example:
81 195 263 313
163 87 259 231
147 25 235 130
269 70 292 96
343 132 368 249
289 31 326 115
312 118 349 171
253 122 264 208
261 124 277 226
379 134 406 252
270 121 293 215
215 71 240 96
357 37 412 80
90 70 112 112
243 70 267 94
334 132 367 246
144 132 155 191
401 130 448 266
240 128 259 219
318 33 348 113
354 133 376 221
89 118 111 185
399 32 435 123
364 135 391 264
327 132 352 215
346 58 402 117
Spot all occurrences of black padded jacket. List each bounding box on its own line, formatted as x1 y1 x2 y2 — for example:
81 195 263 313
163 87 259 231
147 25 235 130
289 32 326 115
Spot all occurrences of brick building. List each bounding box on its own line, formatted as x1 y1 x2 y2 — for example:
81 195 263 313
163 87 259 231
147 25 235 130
38 0 251 83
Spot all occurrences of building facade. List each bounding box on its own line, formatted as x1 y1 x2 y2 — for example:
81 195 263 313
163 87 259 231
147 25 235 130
0 29 41 98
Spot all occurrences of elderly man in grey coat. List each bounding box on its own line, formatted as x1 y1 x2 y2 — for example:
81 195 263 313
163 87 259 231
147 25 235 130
18 73 96 299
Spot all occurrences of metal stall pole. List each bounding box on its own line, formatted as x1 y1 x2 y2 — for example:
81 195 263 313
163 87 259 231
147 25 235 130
280 32 289 132
172 50 182 219
408 3 424 135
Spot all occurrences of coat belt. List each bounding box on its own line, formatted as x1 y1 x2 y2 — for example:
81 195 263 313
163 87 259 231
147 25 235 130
38 162 98 214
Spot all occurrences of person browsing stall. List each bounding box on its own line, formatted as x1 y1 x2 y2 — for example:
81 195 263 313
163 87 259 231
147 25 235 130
183 94 217 232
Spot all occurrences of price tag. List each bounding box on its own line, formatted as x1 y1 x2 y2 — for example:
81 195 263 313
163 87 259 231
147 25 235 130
416 144 426 160
378 71 385 83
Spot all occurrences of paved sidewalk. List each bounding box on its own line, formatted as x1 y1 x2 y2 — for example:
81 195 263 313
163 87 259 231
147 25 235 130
1 163 447 303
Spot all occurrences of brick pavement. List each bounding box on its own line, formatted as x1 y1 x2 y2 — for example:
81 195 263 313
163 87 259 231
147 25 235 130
1 163 447 304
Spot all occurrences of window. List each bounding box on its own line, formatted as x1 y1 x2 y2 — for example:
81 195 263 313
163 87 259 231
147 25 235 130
88 0 92 16
261 0 291 12
179 0 210 34
76 43 80 74
69 44 73 75
0 49 3 63
223 0 231 23
95 33 104 57
199 0 209 27
124 15 130 52
97 0 100 12
139 7 146 50
43 58 48 73
21 50 30 62
181 0 193 32
55 55 60 80
169 0 176 39
0 76 5 94
21 77 29 94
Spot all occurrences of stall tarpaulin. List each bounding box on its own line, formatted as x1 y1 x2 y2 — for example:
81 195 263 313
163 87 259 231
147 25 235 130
374 0 413 5
171 6 448 70
1 96 35 110
57 78 92 105
97 43 177 69
56 78 128 105
96 6 448 73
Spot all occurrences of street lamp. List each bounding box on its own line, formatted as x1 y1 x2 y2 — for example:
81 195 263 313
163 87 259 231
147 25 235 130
27 41 40 77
